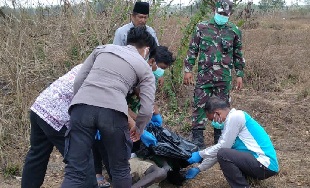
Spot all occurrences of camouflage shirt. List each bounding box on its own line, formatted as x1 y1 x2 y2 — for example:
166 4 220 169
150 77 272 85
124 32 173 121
184 18 245 86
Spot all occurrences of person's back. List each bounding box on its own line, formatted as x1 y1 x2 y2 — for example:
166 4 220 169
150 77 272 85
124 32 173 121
31 64 82 130
230 109 279 172
71 44 154 117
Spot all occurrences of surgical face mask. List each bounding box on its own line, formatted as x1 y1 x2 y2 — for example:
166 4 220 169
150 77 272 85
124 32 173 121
153 66 165 79
214 13 229 25
211 120 225 129
211 113 225 129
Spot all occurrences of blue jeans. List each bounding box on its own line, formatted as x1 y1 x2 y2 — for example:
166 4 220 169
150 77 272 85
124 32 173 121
61 105 132 188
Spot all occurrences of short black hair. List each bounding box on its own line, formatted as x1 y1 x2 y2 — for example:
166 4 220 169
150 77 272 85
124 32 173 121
152 46 175 66
127 26 157 58
204 96 230 114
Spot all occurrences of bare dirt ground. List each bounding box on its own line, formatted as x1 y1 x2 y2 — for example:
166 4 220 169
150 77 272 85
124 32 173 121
1 16 309 188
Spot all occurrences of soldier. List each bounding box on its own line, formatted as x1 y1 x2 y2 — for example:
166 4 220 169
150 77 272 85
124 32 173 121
183 0 245 148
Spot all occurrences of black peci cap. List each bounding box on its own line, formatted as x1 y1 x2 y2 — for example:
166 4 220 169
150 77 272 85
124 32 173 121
133 2 149 15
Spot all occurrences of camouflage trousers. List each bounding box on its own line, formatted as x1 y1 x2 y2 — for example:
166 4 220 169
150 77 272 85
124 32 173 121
192 81 231 129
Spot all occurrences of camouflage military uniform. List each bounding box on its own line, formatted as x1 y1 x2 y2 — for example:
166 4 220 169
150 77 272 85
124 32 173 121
127 92 141 113
184 17 245 131
127 75 161 114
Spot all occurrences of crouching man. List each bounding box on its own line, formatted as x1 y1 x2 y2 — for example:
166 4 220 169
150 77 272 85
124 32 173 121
186 96 279 188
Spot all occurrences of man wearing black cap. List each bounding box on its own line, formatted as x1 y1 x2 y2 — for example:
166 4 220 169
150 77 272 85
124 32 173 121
113 1 159 46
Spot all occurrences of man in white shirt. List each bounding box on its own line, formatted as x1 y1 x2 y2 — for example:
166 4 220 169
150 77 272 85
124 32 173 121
185 96 279 188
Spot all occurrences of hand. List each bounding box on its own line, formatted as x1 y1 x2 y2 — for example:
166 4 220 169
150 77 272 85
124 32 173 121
187 151 202 164
157 77 164 87
183 72 194 85
130 126 141 142
140 130 157 147
235 77 243 90
185 167 200 179
150 114 162 127
153 104 160 115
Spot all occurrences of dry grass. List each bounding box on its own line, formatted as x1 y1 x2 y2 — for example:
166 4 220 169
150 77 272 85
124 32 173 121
0 5 310 188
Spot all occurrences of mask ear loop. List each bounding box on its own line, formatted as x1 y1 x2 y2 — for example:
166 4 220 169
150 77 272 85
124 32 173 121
213 113 218 122
144 47 150 59
214 112 222 123
154 63 158 70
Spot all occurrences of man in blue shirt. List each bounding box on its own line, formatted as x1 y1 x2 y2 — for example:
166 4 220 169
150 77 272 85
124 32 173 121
113 2 159 46
185 96 279 188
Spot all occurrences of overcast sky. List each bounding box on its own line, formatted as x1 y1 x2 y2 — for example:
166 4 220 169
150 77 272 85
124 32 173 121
0 0 296 8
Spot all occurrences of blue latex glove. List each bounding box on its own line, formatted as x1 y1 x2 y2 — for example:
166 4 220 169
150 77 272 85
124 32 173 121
187 151 202 164
95 130 101 140
185 167 200 179
140 130 157 147
149 114 163 127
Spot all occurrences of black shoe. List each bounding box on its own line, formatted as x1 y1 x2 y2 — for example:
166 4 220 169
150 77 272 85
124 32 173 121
192 129 206 149
213 128 222 144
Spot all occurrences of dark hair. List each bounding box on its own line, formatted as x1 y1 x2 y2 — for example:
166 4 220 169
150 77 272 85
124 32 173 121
204 96 230 114
127 26 157 58
151 46 175 66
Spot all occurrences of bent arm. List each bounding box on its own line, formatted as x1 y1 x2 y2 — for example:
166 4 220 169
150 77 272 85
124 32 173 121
135 69 156 132
198 113 243 171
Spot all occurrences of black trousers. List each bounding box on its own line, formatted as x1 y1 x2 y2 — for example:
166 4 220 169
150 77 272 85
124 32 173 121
217 148 277 188
61 105 132 188
93 139 111 179
21 111 97 188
